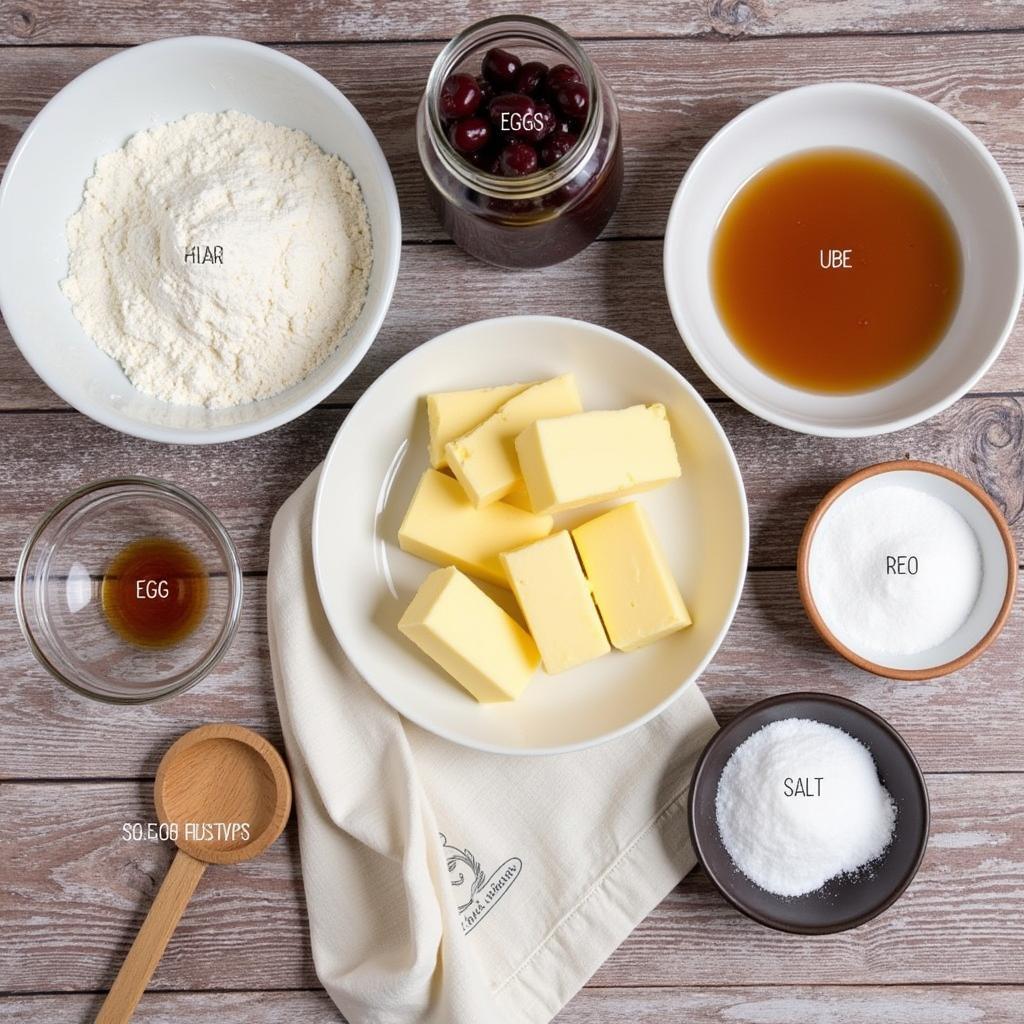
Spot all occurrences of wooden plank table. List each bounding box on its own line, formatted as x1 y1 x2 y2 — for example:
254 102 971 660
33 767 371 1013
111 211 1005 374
1 3 1022 1021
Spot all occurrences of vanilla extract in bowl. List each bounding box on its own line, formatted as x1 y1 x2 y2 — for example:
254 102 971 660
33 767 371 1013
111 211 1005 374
711 147 962 393
101 537 209 648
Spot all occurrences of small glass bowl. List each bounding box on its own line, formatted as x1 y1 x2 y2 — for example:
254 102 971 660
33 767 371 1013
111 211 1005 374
16 477 243 704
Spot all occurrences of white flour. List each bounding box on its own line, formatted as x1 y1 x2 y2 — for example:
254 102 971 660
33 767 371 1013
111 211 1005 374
62 111 372 407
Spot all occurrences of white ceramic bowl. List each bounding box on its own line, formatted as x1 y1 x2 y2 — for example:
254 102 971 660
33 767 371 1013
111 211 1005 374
664 82 1024 437
0 36 401 444
313 316 749 755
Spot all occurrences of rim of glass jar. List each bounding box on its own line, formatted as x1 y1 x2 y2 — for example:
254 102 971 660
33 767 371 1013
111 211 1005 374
424 14 605 199
14 476 244 706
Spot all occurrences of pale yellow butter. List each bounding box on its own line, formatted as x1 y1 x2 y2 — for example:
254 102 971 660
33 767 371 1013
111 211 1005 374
398 469 552 587
503 480 535 512
516 403 681 514
501 532 610 674
426 382 532 470
445 374 582 508
399 567 540 702
572 502 691 652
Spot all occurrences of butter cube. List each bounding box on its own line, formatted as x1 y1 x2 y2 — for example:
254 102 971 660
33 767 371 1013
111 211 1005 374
398 567 540 702
516 404 681 515
501 532 610 674
398 469 552 587
572 503 691 651
427 382 532 470
503 480 535 512
446 374 582 508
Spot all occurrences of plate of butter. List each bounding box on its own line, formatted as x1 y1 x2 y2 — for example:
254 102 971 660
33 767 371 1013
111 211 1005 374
313 316 748 754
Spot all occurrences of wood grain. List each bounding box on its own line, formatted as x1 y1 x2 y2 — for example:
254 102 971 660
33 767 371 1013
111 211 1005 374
1 36 1022 247
3 572 1022 779
1 775 1021 993
5 0 1024 45
0 397 1019 580
2 7 1023 1018
2 35 1022 409
94 850 208 1024
2 240 1024 412
4 986 1024 1024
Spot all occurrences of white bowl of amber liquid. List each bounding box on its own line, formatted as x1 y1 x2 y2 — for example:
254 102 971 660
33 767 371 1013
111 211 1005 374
664 82 1024 437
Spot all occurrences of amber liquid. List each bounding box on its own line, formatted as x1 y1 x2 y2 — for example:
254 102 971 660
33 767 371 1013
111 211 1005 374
101 538 208 648
711 148 962 393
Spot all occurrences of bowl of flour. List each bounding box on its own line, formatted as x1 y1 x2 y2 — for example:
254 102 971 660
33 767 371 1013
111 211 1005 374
0 36 401 443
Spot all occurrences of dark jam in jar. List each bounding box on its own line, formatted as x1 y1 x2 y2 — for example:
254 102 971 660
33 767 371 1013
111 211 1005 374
101 537 208 648
417 16 623 269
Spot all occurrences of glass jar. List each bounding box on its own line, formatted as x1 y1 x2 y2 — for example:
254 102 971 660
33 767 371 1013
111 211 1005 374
416 15 623 269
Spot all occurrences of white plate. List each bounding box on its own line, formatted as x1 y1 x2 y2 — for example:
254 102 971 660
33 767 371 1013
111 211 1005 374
0 36 401 444
664 82 1024 437
313 316 749 755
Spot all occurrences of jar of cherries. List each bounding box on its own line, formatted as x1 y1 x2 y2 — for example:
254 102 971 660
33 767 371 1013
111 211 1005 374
416 16 623 269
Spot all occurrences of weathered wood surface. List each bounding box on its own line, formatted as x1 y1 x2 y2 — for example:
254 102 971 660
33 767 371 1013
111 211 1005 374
0 397 1019 581
5 0 1024 45
2 3 1023 1018
3 573 1022 779
2 34 1023 410
1 776 1021 994
3 240 1024 412
4 986 1024 1024
2 36 1024 247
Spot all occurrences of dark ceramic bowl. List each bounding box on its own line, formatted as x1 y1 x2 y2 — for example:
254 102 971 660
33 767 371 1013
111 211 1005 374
688 692 929 934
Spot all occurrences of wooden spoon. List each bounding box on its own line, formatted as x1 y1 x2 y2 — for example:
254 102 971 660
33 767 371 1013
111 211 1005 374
96 724 292 1024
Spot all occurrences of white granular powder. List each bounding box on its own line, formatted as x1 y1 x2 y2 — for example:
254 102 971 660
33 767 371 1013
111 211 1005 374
808 484 983 657
62 111 372 407
716 718 897 897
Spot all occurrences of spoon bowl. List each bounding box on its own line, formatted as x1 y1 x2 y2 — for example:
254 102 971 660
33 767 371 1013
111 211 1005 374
155 723 292 864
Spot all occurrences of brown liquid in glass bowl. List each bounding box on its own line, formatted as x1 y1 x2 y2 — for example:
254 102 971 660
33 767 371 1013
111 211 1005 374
711 148 962 393
101 537 208 648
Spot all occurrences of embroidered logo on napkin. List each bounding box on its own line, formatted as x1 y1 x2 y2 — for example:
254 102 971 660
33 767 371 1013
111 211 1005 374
440 833 522 934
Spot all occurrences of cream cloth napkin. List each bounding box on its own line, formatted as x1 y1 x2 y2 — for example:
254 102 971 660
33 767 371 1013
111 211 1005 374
268 469 719 1024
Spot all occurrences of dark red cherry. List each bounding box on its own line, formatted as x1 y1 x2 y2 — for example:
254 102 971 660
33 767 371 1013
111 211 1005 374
498 141 539 177
440 73 482 120
466 144 498 171
448 116 491 154
539 130 578 166
488 93 537 134
482 47 521 88
518 100 556 142
542 176 588 208
545 64 582 99
476 75 494 108
554 81 589 123
514 61 548 97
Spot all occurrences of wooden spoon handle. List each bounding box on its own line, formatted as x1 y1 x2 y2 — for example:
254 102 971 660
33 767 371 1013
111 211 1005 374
95 849 207 1024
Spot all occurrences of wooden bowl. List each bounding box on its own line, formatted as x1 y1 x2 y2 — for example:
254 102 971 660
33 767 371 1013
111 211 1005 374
798 460 1017 680
687 692 929 935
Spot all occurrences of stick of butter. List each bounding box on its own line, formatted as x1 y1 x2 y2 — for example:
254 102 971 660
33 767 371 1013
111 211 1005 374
516 404 681 514
445 374 582 508
572 502 691 651
426 382 532 470
501 532 610 674
398 567 540 702
398 469 553 587
503 480 535 511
